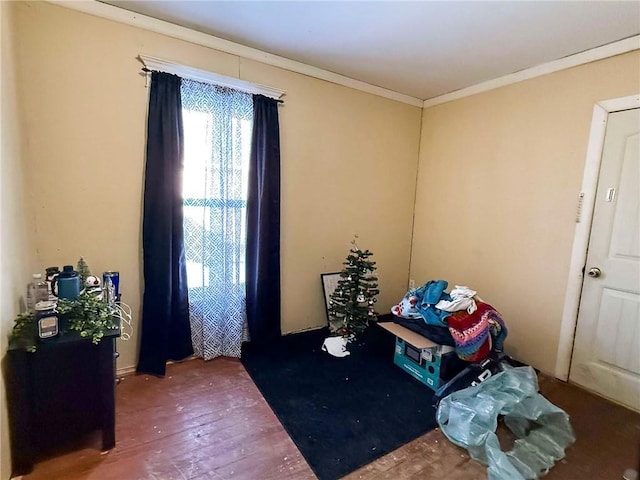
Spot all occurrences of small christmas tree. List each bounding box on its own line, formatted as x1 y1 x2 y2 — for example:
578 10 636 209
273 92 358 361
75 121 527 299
77 257 92 286
327 241 380 338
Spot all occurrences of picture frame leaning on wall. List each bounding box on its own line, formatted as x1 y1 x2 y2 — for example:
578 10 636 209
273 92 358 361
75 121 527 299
320 272 342 327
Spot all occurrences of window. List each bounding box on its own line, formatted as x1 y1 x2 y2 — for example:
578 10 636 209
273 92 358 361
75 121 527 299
181 79 253 293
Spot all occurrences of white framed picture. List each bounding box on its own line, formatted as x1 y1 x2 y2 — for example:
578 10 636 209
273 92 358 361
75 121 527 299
320 272 341 324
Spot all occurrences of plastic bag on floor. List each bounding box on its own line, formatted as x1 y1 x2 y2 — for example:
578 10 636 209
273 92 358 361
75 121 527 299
436 366 575 480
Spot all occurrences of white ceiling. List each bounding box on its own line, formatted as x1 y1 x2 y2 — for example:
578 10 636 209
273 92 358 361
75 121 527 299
104 1 640 101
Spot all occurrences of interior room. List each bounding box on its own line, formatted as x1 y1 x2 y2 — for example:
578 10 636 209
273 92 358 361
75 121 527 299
1 1 639 479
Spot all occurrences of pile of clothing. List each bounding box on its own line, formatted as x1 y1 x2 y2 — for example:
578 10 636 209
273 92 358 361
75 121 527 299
391 280 507 362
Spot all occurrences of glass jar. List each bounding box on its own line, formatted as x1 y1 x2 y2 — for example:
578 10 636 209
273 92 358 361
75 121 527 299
35 300 59 339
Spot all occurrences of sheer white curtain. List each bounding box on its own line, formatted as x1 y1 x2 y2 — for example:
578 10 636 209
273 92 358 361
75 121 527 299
181 79 253 359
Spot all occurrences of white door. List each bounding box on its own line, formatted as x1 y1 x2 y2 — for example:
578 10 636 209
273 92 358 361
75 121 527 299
570 108 640 411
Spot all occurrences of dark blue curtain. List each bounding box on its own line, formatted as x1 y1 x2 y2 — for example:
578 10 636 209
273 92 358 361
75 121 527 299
246 95 281 344
137 72 193 376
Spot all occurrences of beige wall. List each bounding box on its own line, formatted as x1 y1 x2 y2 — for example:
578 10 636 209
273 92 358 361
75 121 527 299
12 1 422 371
411 51 640 374
10 0 634 398
1 3 33 477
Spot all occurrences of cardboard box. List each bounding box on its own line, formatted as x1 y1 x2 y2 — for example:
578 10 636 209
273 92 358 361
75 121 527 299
379 322 462 390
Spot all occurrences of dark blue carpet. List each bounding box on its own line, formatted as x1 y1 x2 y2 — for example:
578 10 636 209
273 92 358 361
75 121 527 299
241 324 438 480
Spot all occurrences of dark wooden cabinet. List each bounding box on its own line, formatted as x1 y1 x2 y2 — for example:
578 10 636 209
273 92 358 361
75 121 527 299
5 330 119 476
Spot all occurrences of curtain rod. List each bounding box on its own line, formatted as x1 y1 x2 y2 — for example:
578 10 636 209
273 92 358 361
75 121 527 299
141 67 284 103
139 55 285 103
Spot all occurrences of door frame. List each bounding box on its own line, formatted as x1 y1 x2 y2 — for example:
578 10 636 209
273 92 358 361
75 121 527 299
555 94 640 381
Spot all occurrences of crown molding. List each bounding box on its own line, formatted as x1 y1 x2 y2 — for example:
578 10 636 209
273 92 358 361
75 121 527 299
47 0 424 107
423 35 640 108
44 1 640 110
139 54 285 99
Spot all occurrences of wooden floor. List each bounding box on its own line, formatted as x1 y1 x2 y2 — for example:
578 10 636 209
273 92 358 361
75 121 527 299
20 358 640 480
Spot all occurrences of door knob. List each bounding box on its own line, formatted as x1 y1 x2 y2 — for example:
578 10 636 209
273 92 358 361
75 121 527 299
588 267 602 278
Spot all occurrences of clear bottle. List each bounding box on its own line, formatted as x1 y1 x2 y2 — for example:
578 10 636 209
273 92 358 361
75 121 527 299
26 274 38 313
34 274 49 306
27 273 50 313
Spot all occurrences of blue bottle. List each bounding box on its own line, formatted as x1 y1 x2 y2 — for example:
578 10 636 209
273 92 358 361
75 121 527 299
54 265 81 300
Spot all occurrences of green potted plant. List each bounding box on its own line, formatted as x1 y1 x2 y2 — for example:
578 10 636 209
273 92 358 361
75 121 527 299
9 292 119 351
58 291 120 344
9 312 39 352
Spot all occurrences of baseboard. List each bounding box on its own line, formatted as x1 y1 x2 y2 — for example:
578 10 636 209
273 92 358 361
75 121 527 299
281 316 393 338
116 365 136 377
282 325 326 335
116 356 199 378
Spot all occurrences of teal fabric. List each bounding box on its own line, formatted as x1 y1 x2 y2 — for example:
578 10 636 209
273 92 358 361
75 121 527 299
414 280 452 327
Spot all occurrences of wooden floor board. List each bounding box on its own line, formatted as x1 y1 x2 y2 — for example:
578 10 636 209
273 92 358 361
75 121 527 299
19 357 640 480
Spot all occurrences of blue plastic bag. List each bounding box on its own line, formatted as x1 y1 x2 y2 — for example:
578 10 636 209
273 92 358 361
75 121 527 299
437 366 575 479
